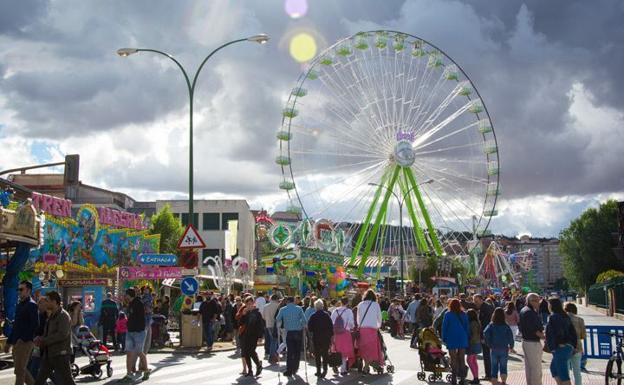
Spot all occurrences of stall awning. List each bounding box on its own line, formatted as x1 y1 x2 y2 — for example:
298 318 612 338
344 256 398 269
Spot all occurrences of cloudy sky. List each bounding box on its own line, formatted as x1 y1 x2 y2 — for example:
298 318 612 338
1 0 623 237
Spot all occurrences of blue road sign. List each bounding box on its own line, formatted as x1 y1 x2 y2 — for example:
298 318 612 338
181 277 199 296
138 253 178 266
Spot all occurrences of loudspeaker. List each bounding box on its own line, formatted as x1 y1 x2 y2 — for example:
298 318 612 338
64 154 80 185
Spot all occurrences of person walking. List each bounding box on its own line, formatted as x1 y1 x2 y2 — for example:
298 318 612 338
115 312 128 351
99 292 119 349
564 302 585 385
120 288 147 383
33 291 76 385
199 292 221 351
473 294 494 381
263 294 280 364
539 297 550 325
388 299 404 338
159 295 170 320
239 297 264 377
331 297 355 375
27 297 49 381
232 296 244 355
5 280 39 385
504 302 520 341
466 309 482 384
140 286 153 371
519 293 545 385
416 297 433 331
406 294 421 345
356 289 383 374
484 308 515 385
276 296 306 377
308 299 333 378
545 298 577 385
442 299 469 385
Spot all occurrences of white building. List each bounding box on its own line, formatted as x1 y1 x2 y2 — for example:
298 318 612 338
155 200 255 273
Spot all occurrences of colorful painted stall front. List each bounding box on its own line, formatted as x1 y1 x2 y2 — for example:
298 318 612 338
28 199 160 329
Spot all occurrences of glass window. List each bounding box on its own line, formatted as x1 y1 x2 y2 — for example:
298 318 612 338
203 213 220 230
221 212 239 230
181 213 199 227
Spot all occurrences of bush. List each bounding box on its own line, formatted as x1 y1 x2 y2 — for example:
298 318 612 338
596 269 624 283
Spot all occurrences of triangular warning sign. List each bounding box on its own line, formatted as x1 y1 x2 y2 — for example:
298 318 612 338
177 224 206 249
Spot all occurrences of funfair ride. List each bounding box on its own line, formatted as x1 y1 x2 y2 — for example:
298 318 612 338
276 31 500 276
477 241 533 287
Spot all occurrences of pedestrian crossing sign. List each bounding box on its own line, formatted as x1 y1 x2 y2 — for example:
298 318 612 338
177 224 206 249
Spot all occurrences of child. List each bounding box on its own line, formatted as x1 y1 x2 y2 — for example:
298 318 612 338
484 307 515 385
115 312 128 351
466 309 482 385
424 342 445 367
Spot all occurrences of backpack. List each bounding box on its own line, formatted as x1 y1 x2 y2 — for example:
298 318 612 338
333 309 347 334
246 310 265 339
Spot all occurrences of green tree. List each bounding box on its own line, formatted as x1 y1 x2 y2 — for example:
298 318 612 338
560 200 621 290
595 269 624 283
149 204 183 255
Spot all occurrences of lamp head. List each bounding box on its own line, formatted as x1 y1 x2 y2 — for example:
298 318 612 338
247 34 270 44
117 48 139 57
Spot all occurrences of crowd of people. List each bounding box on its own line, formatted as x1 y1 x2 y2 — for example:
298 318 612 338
5 279 587 385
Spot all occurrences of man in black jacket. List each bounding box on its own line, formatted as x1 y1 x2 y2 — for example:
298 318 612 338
473 294 494 381
199 292 221 351
6 280 39 385
99 292 119 349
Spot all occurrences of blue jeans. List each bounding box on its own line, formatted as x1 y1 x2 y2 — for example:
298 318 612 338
268 327 278 357
286 330 303 373
550 344 573 382
203 321 214 348
490 349 509 378
264 327 272 356
569 351 582 385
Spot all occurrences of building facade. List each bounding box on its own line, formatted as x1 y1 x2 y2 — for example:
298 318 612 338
155 200 256 273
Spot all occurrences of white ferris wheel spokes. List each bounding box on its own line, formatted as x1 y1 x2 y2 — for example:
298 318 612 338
277 31 500 276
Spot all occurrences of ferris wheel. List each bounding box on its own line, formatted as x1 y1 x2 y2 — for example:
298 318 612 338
276 31 500 276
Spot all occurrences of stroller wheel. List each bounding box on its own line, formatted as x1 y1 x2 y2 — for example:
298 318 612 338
417 372 426 381
71 364 79 378
446 373 454 382
92 366 103 379
428 374 437 382
386 365 395 374
106 364 113 378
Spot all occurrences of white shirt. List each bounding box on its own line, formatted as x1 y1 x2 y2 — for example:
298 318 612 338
357 300 382 329
262 301 279 328
255 296 267 311
330 306 354 331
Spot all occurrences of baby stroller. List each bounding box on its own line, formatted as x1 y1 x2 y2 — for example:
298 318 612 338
151 314 170 348
371 330 395 374
416 327 451 382
70 326 113 379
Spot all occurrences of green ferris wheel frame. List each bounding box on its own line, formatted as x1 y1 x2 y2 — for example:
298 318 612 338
277 30 501 279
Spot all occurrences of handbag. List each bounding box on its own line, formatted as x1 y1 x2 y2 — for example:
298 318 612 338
352 301 373 340
328 351 342 367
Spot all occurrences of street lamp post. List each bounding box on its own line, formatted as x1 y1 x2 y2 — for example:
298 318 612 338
117 34 269 222
368 178 434 296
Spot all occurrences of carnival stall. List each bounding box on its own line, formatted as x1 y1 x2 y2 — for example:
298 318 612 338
27 197 160 329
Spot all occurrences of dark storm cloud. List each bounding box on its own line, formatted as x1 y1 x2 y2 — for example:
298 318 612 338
0 0 622 201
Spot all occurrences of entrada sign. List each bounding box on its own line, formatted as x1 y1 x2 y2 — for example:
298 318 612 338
138 253 178 266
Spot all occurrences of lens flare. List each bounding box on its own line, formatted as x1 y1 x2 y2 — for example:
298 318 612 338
289 33 317 63
284 0 308 19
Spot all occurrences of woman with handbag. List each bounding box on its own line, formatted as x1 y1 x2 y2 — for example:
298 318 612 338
307 299 333 378
356 289 383 374
442 298 469 385
466 309 482 384
330 297 355 375
545 298 577 385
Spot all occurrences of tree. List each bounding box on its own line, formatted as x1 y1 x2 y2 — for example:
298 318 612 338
149 204 184 255
553 277 569 291
595 269 624 283
560 200 622 291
